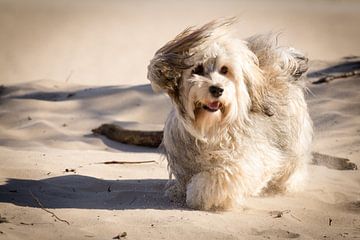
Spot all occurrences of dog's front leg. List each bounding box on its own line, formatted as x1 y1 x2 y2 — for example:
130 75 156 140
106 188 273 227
186 168 244 210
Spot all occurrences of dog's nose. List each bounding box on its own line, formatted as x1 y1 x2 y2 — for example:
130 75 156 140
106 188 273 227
209 85 224 98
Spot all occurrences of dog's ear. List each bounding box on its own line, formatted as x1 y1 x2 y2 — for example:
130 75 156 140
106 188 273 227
247 33 308 81
245 34 308 115
277 47 308 80
147 18 237 96
147 26 207 95
147 49 189 95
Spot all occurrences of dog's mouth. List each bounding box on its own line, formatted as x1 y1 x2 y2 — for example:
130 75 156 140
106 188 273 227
195 101 224 113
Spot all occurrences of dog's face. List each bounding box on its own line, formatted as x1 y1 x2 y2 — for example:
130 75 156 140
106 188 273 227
148 20 262 138
179 40 254 136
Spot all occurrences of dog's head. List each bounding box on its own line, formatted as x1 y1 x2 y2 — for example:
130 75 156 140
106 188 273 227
147 19 264 138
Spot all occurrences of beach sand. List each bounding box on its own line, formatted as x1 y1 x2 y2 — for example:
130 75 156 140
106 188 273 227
0 0 359 239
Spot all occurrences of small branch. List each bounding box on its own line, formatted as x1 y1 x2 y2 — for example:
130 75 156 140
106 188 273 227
20 222 34 226
270 209 290 218
290 214 302 222
100 160 156 165
65 70 74 83
270 210 302 222
312 70 360 84
29 190 70 225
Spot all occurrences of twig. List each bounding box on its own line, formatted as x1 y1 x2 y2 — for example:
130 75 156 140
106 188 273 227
65 70 74 82
270 210 302 222
290 214 302 222
20 222 34 225
29 190 70 225
270 209 290 218
100 160 156 165
312 70 360 84
129 197 137 205
19 222 52 226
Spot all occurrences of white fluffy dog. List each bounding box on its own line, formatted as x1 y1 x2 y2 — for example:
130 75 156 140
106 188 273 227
147 19 313 210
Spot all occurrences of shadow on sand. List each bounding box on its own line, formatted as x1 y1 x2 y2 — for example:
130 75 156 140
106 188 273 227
7 84 155 102
0 175 183 210
307 59 360 78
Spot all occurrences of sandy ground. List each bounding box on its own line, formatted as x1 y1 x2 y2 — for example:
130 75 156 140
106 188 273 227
1 0 360 86
0 0 360 239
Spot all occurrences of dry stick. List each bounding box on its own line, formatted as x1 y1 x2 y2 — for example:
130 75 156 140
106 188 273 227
290 213 302 222
65 70 74 82
312 152 357 170
312 70 360 84
100 160 156 165
29 190 70 225
271 210 302 222
92 124 358 170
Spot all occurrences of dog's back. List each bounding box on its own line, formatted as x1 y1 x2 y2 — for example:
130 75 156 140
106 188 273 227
247 33 313 193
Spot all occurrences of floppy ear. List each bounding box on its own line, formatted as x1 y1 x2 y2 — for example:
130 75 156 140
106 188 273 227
277 47 308 80
147 26 205 96
245 34 308 116
147 18 237 96
246 33 308 81
147 53 184 94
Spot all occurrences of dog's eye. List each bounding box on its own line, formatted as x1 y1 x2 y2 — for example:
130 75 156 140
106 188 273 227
220 66 228 75
192 64 204 76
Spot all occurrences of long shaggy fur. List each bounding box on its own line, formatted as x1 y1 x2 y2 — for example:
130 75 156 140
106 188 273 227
147 19 313 210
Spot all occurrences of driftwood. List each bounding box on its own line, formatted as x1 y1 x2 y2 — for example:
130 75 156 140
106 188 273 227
312 152 357 170
92 124 163 148
92 124 357 170
312 70 360 84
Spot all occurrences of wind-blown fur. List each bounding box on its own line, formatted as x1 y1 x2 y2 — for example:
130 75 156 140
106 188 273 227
147 19 313 210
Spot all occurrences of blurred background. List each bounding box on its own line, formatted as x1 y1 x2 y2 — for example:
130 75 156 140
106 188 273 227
1 0 359 86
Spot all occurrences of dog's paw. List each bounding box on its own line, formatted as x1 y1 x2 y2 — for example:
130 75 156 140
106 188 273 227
186 171 242 210
186 172 210 210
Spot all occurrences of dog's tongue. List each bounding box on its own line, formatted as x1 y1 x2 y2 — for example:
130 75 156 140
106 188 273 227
207 101 221 110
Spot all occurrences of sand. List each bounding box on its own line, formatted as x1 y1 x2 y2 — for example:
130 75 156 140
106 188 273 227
0 0 359 239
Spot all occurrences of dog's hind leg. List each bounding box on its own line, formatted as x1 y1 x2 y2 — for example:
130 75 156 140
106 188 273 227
263 154 309 195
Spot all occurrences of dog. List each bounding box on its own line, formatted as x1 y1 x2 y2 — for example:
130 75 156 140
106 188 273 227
147 19 313 210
